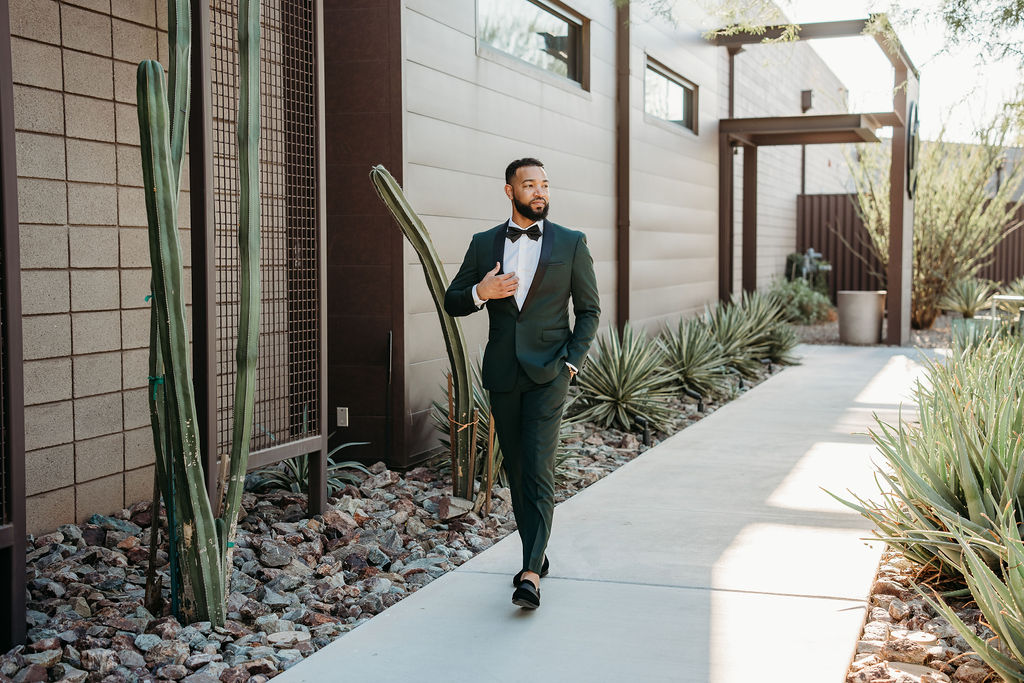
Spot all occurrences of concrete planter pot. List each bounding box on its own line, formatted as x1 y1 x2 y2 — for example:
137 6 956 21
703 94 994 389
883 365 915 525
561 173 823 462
837 290 886 345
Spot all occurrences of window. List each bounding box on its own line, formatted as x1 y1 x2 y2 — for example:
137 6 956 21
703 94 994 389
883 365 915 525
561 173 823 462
477 0 585 85
644 59 697 133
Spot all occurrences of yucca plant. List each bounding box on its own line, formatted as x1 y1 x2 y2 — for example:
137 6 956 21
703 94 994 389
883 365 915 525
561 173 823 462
703 293 779 378
657 316 730 400
763 319 800 364
998 276 1024 317
370 165 476 501
940 277 995 318
832 337 1024 576
569 323 677 432
247 440 372 496
921 516 1024 682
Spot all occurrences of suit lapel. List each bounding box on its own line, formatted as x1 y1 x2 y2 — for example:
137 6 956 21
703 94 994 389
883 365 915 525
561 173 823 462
520 222 555 314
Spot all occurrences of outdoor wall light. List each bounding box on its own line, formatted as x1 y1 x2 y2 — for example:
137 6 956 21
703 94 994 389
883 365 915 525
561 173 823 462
801 89 813 113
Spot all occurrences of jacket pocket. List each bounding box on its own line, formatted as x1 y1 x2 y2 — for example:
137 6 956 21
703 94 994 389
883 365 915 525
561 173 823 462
541 327 570 341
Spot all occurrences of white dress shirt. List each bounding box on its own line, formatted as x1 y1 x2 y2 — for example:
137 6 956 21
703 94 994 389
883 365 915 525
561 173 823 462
471 219 577 374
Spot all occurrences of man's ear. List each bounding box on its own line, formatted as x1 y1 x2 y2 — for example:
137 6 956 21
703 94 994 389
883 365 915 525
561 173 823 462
504 184 513 201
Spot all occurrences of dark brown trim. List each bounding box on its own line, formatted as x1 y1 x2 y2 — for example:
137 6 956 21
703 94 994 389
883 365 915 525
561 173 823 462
615 3 629 333
886 66 917 345
387 0 407 466
309 0 328 514
190 0 218 503
741 145 757 293
248 436 326 471
0 0 26 650
712 19 869 47
0 524 13 548
717 134 733 301
727 46 741 118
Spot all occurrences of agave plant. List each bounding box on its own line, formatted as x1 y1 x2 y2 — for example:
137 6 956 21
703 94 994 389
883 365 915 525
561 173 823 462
569 323 678 432
247 440 372 496
831 336 1024 576
939 277 994 318
702 294 776 379
998 276 1024 317
920 516 1024 682
657 317 730 400
764 319 800 364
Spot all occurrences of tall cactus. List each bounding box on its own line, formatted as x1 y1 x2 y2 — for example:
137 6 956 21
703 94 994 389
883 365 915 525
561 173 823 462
369 165 476 499
138 0 261 625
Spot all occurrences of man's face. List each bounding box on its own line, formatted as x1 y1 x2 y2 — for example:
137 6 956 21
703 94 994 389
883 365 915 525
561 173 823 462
506 166 550 222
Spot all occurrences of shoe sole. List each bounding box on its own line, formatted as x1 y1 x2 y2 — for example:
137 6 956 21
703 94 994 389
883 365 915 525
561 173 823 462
513 596 540 609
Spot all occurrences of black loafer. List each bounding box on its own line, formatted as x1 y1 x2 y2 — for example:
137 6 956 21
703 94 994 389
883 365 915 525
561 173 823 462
512 579 540 609
512 556 549 586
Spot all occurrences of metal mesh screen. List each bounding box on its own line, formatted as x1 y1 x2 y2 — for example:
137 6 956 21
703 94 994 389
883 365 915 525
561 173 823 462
210 0 321 459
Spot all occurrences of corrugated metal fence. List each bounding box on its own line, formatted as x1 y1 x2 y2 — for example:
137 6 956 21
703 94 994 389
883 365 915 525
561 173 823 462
797 194 1024 301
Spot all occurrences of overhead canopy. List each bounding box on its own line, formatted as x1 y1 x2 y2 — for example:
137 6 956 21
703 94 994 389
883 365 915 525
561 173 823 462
711 15 919 345
719 114 882 146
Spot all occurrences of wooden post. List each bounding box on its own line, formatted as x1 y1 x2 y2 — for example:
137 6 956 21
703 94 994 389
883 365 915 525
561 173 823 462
484 414 495 514
447 372 456 493
468 408 479 502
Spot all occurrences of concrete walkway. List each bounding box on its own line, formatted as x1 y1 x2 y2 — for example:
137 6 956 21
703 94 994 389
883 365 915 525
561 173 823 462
278 345 937 683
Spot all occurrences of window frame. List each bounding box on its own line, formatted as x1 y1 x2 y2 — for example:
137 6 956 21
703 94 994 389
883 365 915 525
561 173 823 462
643 56 699 136
475 0 591 93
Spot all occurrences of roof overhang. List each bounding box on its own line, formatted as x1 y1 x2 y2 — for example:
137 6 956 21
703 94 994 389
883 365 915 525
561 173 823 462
710 16 918 77
719 113 882 146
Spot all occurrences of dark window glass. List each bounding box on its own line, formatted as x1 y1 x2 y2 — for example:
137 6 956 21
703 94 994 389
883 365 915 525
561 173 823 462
478 0 583 83
645 63 696 132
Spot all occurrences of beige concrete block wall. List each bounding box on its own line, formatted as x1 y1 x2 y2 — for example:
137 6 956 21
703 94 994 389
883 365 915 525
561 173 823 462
400 0 618 456
12 0 187 534
725 40 853 293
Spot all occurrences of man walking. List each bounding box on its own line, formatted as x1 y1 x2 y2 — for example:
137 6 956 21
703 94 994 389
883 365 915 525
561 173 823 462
443 158 601 609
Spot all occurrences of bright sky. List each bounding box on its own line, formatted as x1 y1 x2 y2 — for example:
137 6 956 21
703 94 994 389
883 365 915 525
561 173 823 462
779 0 1022 142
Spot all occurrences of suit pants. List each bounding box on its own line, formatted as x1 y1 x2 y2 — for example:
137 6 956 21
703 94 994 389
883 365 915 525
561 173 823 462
489 360 572 574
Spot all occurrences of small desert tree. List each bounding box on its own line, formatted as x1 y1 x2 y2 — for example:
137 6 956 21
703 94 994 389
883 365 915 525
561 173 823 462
847 105 1024 329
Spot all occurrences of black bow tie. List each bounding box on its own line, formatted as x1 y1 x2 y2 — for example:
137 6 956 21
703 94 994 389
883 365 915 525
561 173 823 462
507 224 542 242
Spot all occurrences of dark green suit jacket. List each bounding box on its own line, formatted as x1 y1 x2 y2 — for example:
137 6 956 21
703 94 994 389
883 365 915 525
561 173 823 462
443 221 601 392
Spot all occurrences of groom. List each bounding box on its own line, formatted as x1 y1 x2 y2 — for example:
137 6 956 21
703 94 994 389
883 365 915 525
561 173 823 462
443 158 601 609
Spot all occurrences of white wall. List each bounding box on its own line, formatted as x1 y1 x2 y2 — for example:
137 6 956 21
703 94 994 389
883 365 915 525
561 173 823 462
627 1 722 333
400 0 618 456
723 39 854 293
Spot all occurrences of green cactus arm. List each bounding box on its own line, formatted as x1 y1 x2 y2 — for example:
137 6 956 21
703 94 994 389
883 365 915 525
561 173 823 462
137 59 224 624
369 165 475 498
221 0 262 565
166 0 191 192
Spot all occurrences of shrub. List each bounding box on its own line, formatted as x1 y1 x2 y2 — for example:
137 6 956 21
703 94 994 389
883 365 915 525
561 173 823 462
569 322 678 432
658 317 731 400
247 440 372 496
768 277 834 325
939 277 994 318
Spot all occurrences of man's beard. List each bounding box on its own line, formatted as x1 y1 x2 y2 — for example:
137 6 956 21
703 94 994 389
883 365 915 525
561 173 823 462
514 196 550 221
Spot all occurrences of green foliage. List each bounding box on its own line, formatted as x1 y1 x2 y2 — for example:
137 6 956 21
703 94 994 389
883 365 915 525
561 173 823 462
939 0 1024 62
703 291 789 377
570 323 678 432
140 0 261 626
370 165 476 500
832 337 1024 576
768 277 834 325
247 441 372 496
657 317 731 399
922 518 1024 681
847 107 1024 329
939 277 995 318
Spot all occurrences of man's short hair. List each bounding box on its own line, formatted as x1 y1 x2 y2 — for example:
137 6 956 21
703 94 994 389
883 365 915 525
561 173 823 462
505 157 545 185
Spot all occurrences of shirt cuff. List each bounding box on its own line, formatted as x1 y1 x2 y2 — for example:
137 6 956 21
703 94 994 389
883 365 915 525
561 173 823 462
565 362 578 374
471 284 485 308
